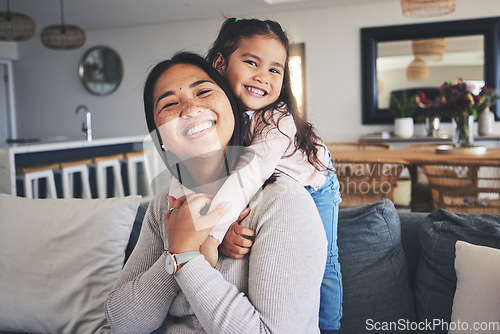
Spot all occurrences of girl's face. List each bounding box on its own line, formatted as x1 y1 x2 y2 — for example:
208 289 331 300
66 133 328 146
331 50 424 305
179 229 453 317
153 63 235 161
218 35 287 111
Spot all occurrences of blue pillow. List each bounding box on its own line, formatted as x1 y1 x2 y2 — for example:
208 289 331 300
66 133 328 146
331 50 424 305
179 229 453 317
415 209 500 332
338 199 416 334
125 202 148 263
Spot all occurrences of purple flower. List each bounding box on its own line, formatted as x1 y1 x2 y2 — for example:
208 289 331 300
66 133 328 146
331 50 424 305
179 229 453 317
460 97 471 107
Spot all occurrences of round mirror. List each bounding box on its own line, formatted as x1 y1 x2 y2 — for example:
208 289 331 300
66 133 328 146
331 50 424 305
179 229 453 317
78 46 123 96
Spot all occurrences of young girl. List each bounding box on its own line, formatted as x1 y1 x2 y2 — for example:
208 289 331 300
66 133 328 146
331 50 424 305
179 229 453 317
203 18 343 334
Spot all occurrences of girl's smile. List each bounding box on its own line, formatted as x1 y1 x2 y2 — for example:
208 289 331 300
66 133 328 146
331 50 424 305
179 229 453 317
245 85 268 97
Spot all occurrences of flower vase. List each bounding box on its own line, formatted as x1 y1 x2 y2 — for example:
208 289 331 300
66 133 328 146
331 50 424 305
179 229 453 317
452 113 474 148
478 107 495 136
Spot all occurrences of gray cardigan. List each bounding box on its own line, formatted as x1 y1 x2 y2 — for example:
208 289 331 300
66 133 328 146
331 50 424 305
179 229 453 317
105 175 327 334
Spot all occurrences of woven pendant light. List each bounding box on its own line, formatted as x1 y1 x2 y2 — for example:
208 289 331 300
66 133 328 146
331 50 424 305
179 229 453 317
407 56 429 81
401 0 456 18
412 38 446 60
41 0 85 50
0 0 36 41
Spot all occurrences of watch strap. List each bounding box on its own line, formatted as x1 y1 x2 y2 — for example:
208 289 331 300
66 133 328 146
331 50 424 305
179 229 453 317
174 251 201 265
163 250 200 275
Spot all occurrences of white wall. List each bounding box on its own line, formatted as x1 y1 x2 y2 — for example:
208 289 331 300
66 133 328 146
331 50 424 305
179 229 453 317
0 41 18 59
10 0 500 141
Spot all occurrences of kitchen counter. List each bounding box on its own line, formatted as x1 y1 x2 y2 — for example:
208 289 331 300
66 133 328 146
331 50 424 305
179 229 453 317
0 135 148 152
0 135 153 196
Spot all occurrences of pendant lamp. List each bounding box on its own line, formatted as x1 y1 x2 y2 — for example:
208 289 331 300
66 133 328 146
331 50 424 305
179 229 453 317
0 0 36 41
412 38 446 60
407 56 429 82
41 0 85 50
401 0 456 18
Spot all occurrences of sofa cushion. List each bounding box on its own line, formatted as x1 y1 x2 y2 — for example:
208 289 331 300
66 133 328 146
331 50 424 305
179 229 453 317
415 210 500 331
449 241 500 334
398 211 428 289
0 194 141 334
338 199 416 334
124 202 148 262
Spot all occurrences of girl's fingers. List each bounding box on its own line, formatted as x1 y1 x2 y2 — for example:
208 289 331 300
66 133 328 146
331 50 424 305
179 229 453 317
233 223 256 238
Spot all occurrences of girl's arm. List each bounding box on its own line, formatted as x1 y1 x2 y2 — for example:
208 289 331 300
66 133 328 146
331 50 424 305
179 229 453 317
177 178 327 333
209 112 297 243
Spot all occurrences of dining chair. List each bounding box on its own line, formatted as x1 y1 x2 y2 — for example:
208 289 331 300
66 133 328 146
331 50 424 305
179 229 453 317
330 158 406 208
418 160 500 214
328 141 403 208
400 142 445 212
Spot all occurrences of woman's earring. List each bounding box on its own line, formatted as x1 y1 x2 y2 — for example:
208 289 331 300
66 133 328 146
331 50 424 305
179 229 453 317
161 144 166 151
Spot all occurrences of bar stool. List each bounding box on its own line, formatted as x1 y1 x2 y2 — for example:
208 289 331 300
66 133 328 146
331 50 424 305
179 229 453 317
59 159 93 199
18 163 59 199
124 151 153 199
93 154 125 198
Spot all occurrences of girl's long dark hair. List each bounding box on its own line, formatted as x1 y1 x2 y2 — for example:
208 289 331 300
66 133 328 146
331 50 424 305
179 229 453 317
207 17 328 171
143 52 246 182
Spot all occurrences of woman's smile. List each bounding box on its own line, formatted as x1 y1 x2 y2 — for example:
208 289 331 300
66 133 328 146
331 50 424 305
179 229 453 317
183 119 216 138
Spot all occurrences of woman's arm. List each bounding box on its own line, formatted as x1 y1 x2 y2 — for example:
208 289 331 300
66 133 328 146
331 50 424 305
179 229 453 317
105 195 178 334
177 177 327 333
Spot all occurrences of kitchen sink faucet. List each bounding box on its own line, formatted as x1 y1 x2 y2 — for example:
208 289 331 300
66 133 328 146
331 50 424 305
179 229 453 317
75 104 92 142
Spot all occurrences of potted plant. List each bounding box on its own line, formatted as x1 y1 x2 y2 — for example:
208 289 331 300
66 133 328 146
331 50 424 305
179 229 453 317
390 91 417 138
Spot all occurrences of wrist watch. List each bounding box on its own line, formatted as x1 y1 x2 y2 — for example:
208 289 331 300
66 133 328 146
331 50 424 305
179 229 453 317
163 250 200 275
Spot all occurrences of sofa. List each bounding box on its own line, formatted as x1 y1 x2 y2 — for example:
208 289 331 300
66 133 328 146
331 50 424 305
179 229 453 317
338 199 500 334
0 194 499 334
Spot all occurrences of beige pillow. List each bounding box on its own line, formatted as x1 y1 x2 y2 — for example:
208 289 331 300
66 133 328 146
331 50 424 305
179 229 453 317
449 240 500 334
0 194 141 334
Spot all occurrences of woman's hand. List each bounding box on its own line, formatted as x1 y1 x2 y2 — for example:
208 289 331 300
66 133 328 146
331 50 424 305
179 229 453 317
219 208 255 259
165 194 231 254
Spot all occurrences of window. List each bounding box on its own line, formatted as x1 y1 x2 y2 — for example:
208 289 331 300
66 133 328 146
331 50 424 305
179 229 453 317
289 43 306 117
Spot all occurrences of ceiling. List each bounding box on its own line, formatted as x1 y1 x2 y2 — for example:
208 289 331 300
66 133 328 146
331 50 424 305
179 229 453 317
8 0 396 31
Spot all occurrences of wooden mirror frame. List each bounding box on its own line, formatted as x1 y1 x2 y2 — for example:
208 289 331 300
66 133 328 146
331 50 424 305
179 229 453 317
361 17 500 125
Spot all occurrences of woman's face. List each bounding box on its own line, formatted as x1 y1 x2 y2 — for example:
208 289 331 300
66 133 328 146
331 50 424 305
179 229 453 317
153 63 235 161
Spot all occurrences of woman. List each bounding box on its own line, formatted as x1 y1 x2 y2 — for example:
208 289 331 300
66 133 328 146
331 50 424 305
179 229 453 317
105 52 327 334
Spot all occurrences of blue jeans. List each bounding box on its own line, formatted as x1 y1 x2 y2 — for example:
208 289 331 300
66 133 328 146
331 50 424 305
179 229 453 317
306 162 343 332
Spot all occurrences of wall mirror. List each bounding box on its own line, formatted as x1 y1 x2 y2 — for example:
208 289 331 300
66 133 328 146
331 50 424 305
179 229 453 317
361 17 500 124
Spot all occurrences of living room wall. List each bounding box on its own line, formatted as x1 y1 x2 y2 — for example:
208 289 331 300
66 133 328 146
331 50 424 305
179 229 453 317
9 0 500 142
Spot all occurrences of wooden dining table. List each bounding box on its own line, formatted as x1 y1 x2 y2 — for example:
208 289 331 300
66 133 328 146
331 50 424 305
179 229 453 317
329 147 500 165
329 146 500 211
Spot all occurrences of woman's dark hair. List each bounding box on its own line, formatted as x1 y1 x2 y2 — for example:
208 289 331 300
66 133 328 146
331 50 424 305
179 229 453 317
207 18 328 171
143 52 246 182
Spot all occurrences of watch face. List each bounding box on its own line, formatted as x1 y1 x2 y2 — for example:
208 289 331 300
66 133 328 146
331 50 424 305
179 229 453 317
78 46 123 96
165 252 177 275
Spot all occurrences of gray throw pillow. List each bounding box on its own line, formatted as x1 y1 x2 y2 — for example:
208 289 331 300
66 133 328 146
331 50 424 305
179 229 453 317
415 209 500 332
338 199 416 334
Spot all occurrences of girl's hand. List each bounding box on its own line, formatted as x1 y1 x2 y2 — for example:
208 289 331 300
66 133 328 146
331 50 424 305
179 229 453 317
165 194 231 254
219 208 255 259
